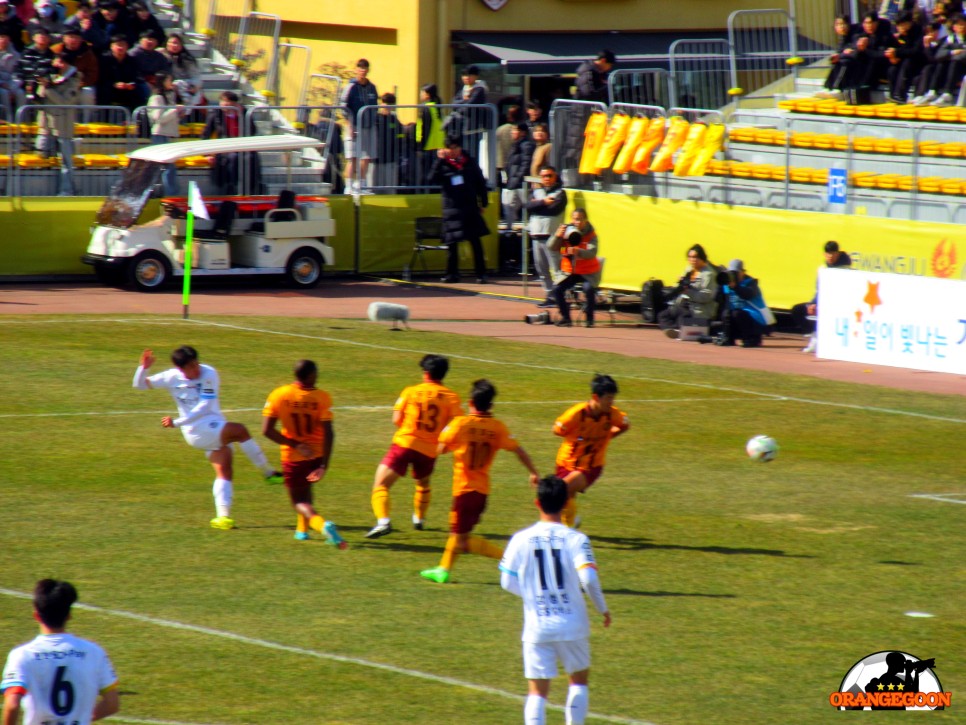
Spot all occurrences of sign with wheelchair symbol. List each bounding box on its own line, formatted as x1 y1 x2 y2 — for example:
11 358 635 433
828 168 847 204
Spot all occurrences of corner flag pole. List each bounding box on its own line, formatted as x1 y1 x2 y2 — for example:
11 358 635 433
184 182 210 319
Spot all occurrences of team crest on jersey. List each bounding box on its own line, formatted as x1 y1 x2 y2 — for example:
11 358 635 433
480 0 508 10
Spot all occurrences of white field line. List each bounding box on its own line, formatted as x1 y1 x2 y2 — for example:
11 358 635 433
2 316 963 424
908 493 966 505
0 588 654 725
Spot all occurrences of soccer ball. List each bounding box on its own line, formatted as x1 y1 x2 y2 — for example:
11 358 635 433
746 435 778 462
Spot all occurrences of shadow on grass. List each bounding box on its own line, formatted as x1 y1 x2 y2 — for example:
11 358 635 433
604 588 737 598
589 534 814 558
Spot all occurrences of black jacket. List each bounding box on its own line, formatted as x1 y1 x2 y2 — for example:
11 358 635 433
504 137 535 190
430 151 490 244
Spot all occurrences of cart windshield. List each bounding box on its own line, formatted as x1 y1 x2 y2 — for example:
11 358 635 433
94 159 163 228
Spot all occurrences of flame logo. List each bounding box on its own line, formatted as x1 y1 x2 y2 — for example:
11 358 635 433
931 239 957 278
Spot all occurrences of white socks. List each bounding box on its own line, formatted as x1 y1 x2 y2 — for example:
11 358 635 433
238 438 273 475
524 694 546 725
212 478 232 518
566 684 589 725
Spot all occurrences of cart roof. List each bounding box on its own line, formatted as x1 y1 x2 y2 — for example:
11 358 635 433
128 135 323 163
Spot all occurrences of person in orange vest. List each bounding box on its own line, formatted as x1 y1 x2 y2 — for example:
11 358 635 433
549 208 602 328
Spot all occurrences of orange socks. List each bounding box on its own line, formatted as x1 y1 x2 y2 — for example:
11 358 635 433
561 496 578 528
372 486 391 520
414 485 431 521
466 535 504 560
309 514 326 533
440 535 459 570
295 513 309 534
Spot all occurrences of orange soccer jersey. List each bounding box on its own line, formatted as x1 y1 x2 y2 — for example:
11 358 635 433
391 381 462 457
554 402 629 471
262 383 334 463
439 413 519 496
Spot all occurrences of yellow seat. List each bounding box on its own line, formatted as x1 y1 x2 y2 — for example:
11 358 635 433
795 100 817 113
791 131 816 148
77 154 121 169
809 168 829 184
769 166 787 181
0 123 17 136
751 163 775 180
875 173 902 190
940 179 965 194
851 171 877 188
813 133 837 149
895 105 918 120
918 176 944 193
832 135 849 150
180 155 212 168
730 161 753 178
728 127 756 143
939 142 965 158
855 105 877 118
15 153 58 168
874 104 900 119
894 139 914 154
0 154 12 167
815 101 843 115
919 140 941 156
937 108 961 124
706 159 729 175
915 107 939 121
873 138 897 154
834 104 856 116
853 136 876 153
896 175 915 191
752 129 775 144
86 123 127 136
777 99 797 111
18 123 38 134
789 167 812 183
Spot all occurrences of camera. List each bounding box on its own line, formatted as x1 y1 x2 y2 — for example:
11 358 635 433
524 311 550 325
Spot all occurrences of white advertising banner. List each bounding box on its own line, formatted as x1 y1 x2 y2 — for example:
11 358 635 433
816 267 966 374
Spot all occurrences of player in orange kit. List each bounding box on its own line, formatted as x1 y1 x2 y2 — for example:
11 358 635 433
262 359 346 548
366 354 462 538
420 379 539 584
553 373 629 527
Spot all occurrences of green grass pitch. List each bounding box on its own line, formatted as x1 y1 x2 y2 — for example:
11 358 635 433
0 314 963 724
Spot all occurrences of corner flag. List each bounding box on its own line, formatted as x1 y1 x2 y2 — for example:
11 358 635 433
183 181 209 319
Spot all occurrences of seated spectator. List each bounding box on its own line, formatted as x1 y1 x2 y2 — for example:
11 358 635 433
27 0 65 41
65 2 108 52
836 11 896 103
128 2 163 44
16 26 54 104
911 21 947 101
548 208 602 328
885 11 925 102
36 52 80 194
792 240 853 353
715 259 773 348
501 121 534 225
95 34 141 111
529 122 552 179
0 30 23 118
914 12 966 105
128 29 168 86
0 0 26 52
658 243 720 338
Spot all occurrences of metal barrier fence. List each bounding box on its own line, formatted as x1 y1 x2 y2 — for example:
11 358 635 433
607 70 672 108
206 0 250 65
548 99 609 189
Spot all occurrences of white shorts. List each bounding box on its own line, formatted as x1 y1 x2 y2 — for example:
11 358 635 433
344 129 374 160
522 638 590 680
181 418 227 452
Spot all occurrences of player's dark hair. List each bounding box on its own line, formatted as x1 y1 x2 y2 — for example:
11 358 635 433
824 240 840 253
537 475 569 515
33 579 77 629
470 379 496 412
420 354 449 381
171 345 198 368
294 359 317 384
591 373 618 397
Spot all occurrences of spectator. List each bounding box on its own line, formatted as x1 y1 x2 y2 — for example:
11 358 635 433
526 164 567 307
495 103 519 178
574 49 616 102
65 2 107 52
16 27 54 104
658 243 720 338
202 90 261 194
27 0 64 40
548 208 602 328
373 91 402 192
128 28 168 90
96 1 135 47
501 122 534 225
431 133 490 284
525 99 543 131
36 52 80 195
837 11 896 103
449 64 487 161
0 0 26 52
416 82 443 186
885 11 925 101
911 20 946 101
96 34 140 110
147 71 185 196
818 15 858 96
792 240 852 353
308 107 344 194
128 1 164 44
715 259 773 348
0 30 23 118
529 122 552 179
919 11 966 105
52 26 96 114
339 57 378 194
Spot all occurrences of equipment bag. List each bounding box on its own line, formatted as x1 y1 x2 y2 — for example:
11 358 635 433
640 278 667 323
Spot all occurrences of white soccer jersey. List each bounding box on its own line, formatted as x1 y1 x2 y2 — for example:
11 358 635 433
148 364 225 436
2 633 117 725
500 521 597 643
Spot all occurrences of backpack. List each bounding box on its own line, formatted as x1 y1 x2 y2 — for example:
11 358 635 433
640 278 667 323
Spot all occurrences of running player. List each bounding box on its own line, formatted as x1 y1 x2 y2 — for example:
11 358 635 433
133 346 282 530
2 579 120 725
553 373 629 527
420 379 539 584
500 475 610 725
365 354 462 538
262 359 346 548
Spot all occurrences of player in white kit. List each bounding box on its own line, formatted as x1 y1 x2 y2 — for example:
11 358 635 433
133 345 282 530
500 475 611 725
2 579 119 725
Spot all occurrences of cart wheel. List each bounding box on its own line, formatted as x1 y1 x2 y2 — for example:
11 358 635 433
285 247 323 288
128 252 171 292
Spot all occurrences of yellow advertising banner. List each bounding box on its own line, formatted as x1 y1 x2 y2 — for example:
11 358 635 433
570 191 966 310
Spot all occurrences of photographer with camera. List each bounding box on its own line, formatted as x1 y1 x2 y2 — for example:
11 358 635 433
714 259 775 348
526 165 567 308
548 208 602 328
34 51 80 195
658 243 719 338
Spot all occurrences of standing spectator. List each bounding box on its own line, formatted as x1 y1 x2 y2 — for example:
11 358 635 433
548 208 602 328
128 1 164 44
574 49 616 102
717 259 773 348
146 71 184 195
96 34 140 111
96 2 135 48
499 475 611 725
66 3 108 52
308 107 344 194
529 122 552 179
51 27 95 119
495 103 520 180
372 91 402 192
415 82 443 185
525 99 543 131
0 31 24 118
34 54 78 190
27 0 65 40
501 121 534 225
792 240 852 353
658 243 721 337
885 11 925 101
526 164 567 307
16 26 54 103
159 33 201 116
0 0 26 52
339 57 378 193
128 28 168 98
1 579 120 725
449 64 487 161
431 133 491 284
202 90 260 194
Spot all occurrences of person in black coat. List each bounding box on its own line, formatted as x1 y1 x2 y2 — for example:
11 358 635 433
201 91 261 195
430 134 490 284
